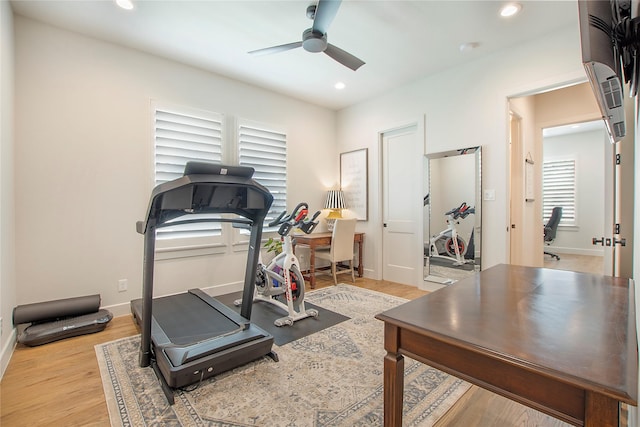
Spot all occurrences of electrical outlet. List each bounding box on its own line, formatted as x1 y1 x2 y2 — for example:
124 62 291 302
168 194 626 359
118 279 128 292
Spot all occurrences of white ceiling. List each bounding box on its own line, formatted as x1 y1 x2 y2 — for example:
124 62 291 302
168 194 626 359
543 119 605 138
10 0 579 110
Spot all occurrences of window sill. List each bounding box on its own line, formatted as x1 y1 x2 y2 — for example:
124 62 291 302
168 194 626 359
557 224 578 231
156 243 227 260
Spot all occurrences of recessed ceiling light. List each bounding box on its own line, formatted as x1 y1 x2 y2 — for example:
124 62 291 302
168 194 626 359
500 3 522 17
459 42 479 53
115 0 134 10
335 82 346 90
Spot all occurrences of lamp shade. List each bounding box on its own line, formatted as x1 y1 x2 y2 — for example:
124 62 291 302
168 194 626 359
324 190 346 210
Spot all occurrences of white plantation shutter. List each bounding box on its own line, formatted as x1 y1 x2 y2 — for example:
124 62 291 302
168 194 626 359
238 121 287 231
154 108 223 184
543 159 576 226
153 104 224 239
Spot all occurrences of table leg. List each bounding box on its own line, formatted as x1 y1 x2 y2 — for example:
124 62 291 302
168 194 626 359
357 240 363 277
585 391 619 427
383 350 404 427
309 245 316 289
383 323 404 427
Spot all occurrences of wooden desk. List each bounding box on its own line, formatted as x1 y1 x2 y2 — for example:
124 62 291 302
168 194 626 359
375 264 638 427
292 232 364 289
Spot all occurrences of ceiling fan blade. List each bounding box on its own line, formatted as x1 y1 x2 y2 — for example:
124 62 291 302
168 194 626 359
312 0 342 35
248 41 303 56
324 44 365 71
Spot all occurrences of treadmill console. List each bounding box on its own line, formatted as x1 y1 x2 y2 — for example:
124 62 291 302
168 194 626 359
183 161 254 178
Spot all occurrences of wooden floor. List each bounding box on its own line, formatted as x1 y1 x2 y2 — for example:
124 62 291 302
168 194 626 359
0 273 599 426
543 252 604 275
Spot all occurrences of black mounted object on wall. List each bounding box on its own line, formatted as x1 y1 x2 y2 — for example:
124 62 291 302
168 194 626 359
578 0 639 143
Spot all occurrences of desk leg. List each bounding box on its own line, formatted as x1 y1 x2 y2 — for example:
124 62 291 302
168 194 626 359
383 324 404 427
309 245 316 289
357 240 363 277
585 391 619 427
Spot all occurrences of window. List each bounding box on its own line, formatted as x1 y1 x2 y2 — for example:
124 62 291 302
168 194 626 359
238 120 287 232
542 158 576 226
153 103 223 240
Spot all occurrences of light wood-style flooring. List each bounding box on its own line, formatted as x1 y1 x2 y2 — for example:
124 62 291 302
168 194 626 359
0 274 595 426
543 252 604 275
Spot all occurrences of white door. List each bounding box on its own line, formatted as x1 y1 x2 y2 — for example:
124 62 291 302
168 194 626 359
381 124 422 285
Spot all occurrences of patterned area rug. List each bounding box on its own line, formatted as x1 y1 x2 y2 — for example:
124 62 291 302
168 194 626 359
96 285 471 426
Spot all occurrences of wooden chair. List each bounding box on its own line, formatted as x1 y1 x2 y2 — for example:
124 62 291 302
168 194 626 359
314 218 357 285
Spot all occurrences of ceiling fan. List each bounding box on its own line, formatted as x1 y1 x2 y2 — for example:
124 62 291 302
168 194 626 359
248 0 365 71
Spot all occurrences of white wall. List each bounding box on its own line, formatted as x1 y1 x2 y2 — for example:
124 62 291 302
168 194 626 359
336 26 585 276
0 0 17 376
543 128 606 255
13 17 337 315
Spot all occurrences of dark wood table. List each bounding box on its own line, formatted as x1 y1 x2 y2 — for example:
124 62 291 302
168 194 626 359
292 232 364 289
375 264 638 427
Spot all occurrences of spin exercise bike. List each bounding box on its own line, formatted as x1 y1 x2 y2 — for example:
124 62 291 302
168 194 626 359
429 202 475 266
236 203 320 327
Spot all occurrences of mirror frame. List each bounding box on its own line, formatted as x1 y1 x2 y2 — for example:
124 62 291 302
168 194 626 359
425 146 482 283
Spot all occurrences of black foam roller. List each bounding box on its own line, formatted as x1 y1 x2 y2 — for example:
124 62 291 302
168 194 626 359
12 294 101 325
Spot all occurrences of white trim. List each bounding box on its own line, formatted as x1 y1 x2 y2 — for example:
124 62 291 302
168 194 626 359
155 243 227 260
0 328 16 380
544 245 604 257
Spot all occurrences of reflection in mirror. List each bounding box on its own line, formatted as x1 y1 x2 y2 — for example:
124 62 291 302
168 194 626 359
424 147 481 285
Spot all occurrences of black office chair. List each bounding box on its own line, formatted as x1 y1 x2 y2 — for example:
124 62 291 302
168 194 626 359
544 207 562 260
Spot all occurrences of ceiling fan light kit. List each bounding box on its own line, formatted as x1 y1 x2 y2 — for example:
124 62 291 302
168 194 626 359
249 0 365 71
302 29 327 53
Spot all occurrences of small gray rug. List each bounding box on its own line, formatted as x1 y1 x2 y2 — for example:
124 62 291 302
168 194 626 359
96 284 470 426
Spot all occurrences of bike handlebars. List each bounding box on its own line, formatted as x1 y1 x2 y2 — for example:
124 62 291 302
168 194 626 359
269 202 320 236
445 202 475 220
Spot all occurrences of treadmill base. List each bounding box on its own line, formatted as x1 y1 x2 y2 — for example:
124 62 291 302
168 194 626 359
131 290 278 404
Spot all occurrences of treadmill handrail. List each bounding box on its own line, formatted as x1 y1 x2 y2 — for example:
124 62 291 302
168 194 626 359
138 163 274 372
138 173 272 235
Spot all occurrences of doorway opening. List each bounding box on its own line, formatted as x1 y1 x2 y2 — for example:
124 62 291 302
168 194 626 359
541 120 606 275
508 81 634 277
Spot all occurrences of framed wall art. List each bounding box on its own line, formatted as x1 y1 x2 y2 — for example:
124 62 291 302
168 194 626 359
340 148 368 220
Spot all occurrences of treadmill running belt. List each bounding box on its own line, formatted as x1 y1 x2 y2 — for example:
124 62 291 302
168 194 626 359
152 293 239 345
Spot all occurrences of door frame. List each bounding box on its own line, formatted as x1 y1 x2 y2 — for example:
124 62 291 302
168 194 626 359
377 117 425 286
507 79 634 276
509 111 525 265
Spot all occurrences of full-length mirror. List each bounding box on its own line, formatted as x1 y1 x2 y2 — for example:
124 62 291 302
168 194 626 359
424 146 481 284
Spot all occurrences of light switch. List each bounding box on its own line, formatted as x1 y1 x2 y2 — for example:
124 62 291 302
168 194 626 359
484 189 495 201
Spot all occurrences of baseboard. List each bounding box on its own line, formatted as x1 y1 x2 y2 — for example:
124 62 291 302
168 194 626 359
627 404 637 427
420 279 447 292
545 246 604 257
0 327 17 380
104 281 245 318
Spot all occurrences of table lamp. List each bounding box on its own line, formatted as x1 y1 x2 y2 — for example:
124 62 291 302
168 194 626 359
324 190 346 231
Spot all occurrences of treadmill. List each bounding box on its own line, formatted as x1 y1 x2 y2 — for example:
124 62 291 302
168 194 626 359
131 162 277 404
